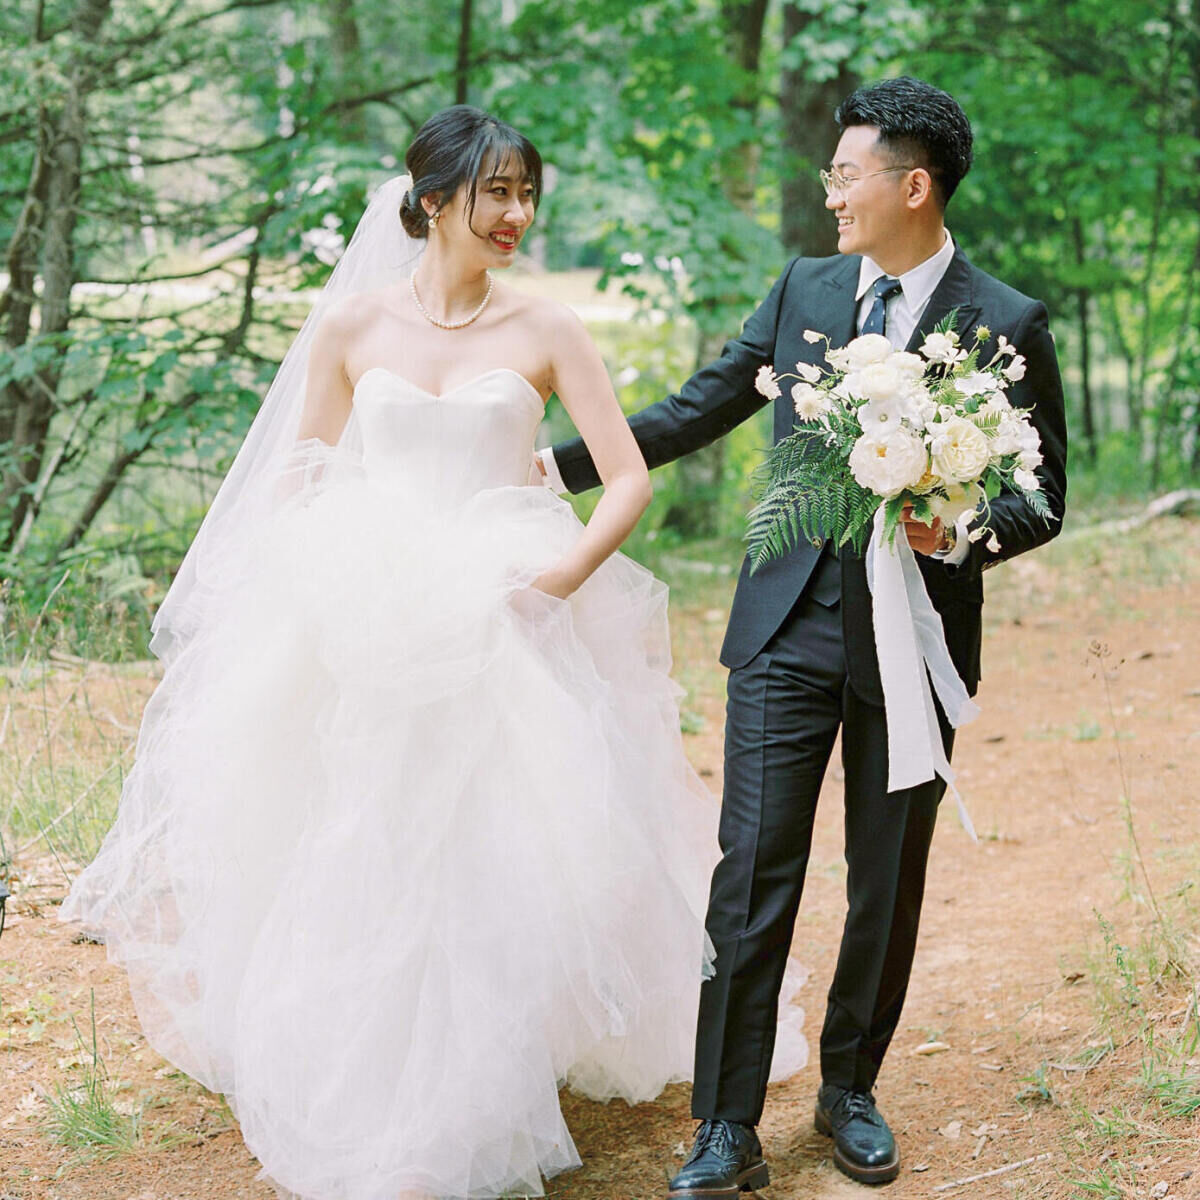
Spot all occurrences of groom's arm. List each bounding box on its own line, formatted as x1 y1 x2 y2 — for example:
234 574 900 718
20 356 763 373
949 300 1069 579
547 258 799 495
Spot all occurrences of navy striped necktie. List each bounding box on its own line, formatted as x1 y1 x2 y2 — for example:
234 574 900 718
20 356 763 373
860 275 902 337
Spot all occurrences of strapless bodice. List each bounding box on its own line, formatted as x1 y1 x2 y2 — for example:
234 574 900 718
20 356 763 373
353 367 544 500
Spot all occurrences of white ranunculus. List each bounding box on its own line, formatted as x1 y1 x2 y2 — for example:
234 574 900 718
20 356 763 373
794 360 823 383
858 396 904 438
843 333 894 369
1013 466 1041 491
889 351 926 381
848 427 928 499
853 362 904 404
929 415 992 483
792 382 832 421
900 381 938 429
755 365 781 400
920 330 966 364
928 481 985 526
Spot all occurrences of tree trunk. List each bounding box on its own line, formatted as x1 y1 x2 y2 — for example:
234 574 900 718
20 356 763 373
326 0 366 142
455 0 474 106
660 0 769 538
0 0 113 551
780 3 855 258
1070 218 1097 464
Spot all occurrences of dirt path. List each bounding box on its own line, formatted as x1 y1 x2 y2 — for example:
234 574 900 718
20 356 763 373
2 521 1198 1199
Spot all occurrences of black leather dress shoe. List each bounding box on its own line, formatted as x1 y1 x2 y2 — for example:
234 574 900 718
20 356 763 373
814 1084 900 1184
667 1119 769 1197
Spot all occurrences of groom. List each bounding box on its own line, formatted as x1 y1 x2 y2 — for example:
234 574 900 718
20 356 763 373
540 77 1067 1190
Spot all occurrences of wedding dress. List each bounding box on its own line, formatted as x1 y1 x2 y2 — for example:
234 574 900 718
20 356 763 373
61 365 808 1199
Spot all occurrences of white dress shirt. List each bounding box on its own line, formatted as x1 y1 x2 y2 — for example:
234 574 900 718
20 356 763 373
539 229 970 563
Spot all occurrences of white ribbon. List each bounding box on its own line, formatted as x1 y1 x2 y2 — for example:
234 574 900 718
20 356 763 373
865 506 981 841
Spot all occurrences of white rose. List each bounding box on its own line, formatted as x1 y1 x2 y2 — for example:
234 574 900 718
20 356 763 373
920 330 967 365
852 362 904 404
791 382 832 421
794 360 823 383
928 481 985 526
843 333 895 369
848 427 928 499
1013 467 1041 491
929 415 992 483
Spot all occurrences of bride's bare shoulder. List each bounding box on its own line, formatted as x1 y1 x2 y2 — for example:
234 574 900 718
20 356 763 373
312 285 405 352
503 287 588 340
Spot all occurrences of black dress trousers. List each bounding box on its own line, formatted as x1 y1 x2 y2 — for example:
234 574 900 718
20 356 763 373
690 549 954 1124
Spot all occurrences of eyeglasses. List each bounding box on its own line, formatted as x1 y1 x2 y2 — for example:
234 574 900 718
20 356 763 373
819 166 913 196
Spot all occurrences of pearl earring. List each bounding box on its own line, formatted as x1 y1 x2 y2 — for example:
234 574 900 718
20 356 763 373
428 211 440 229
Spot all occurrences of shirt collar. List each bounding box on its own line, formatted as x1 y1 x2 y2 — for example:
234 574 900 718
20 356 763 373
855 230 956 312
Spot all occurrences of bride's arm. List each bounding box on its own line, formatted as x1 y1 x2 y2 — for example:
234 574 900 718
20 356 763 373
531 304 652 599
298 302 355 444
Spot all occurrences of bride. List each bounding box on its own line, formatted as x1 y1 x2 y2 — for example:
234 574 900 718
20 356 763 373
60 106 806 1200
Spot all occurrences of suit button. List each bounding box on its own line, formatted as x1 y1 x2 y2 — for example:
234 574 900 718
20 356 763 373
810 536 823 549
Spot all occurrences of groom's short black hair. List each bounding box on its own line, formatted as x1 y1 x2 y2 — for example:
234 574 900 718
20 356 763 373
835 77 974 209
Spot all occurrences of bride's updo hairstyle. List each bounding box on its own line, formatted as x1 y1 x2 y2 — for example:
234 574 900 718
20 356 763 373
400 105 544 239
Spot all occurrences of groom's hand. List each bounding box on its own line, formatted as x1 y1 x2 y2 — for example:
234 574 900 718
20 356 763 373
900 506 948 556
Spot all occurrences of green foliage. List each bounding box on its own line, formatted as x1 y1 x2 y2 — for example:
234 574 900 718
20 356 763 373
745 426 877 569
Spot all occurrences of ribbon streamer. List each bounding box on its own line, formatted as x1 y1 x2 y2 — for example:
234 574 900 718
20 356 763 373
865 506 981 841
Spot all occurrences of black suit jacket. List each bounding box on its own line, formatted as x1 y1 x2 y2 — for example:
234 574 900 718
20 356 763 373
552 247 1069 700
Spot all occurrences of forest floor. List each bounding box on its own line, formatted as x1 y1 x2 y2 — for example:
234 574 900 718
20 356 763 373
2 517 1199 1200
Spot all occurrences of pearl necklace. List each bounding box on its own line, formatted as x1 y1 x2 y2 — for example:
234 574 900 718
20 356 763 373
409 272 494 330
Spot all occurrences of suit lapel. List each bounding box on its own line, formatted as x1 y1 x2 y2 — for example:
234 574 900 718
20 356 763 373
905 246 980 353
819 256 861 350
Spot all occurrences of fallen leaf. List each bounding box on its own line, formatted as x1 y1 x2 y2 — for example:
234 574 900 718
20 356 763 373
913 1041 951 1056
940 1120 963 1140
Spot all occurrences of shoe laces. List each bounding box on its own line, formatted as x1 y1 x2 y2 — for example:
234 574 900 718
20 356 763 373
693 1118 737 1157
840 1090 878 1122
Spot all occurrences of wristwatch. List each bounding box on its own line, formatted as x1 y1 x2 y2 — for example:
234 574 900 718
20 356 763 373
940 523 957 555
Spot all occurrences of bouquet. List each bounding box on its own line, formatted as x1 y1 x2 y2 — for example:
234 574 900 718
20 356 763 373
745 315 1053 571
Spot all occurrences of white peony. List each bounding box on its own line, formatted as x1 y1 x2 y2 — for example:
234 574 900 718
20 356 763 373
794 360 823 383
843 333 894 369
929 415 992 483
792 382 832 421
848 427 928 499
920 330 966 364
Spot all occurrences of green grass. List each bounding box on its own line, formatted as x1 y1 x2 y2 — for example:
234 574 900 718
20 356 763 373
40 990 183 1165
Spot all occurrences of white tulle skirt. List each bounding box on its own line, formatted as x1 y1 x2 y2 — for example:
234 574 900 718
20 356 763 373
61 480 807 1199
